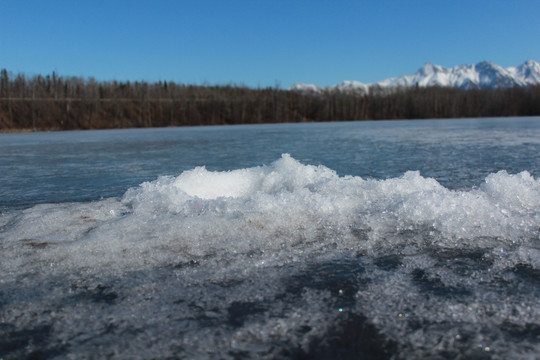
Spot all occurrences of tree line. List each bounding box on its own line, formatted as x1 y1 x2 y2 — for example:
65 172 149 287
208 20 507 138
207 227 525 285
1 69 539 131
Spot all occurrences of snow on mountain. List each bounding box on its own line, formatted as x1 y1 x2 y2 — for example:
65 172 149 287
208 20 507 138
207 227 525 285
510 60 540 86
289 80 369 95
289 83 324 94
330 80 370 93
376 62 452 88
289 60 540 94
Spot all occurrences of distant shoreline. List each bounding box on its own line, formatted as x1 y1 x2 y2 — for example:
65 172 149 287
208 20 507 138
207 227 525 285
3 115 540 135
1 70 540 132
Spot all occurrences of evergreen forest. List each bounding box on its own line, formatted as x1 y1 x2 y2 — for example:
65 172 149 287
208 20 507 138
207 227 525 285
1 69 540 131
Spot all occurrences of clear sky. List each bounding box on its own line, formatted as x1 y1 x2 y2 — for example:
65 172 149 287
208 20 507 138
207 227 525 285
1 0 539 88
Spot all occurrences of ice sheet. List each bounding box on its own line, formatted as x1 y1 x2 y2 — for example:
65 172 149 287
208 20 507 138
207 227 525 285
1 154 539 359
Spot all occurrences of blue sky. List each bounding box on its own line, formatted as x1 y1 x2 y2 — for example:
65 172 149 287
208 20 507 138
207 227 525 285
1 0 539 88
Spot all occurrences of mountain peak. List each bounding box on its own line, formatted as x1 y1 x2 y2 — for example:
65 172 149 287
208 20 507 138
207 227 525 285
332 80 369 92
418 62 437 75
513 60 540 84
417 62 448 78
289 83 323 94
523 59 539 68
474 61 502 71
289 60 540 93
519 59 540 73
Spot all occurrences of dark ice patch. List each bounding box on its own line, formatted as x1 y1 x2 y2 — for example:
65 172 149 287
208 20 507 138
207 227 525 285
0 323 66 360
411 268 471 297
510 263 540 286
227 301 267 328
284 258 368 308
373 254 402 271
284 313 397 360
502 321 540 343
70 284 118 305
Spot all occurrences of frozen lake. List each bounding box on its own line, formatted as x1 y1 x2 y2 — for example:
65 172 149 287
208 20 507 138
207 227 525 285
1 117 540 359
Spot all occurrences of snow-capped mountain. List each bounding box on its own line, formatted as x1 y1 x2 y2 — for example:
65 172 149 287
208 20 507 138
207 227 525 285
330 80 370 93
290 60 540 94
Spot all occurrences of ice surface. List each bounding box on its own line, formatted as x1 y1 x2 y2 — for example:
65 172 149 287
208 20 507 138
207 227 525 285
1 154 540 359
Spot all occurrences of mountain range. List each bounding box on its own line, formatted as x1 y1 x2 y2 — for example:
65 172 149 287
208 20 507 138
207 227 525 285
290 60 540 94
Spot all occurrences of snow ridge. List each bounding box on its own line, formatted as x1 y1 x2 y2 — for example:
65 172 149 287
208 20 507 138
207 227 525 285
290 60 540 94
